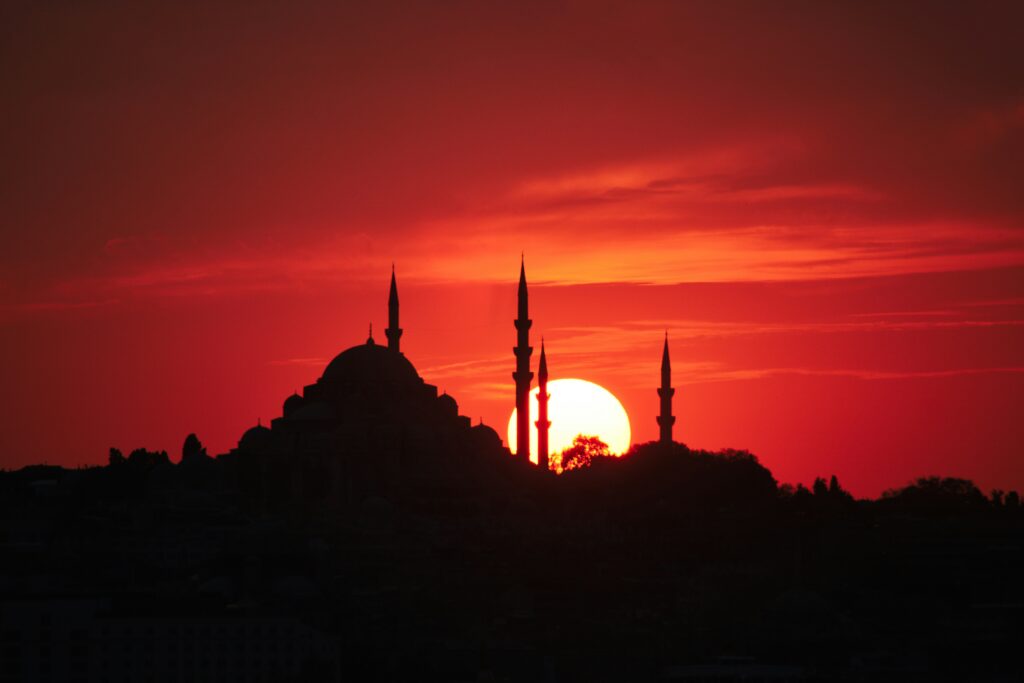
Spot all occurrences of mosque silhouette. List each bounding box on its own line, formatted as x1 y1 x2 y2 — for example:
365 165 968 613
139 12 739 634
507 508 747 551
228 260 677 494
5 265 1023 683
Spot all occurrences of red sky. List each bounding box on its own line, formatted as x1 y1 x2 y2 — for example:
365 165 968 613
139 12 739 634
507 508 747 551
2 1 1023 496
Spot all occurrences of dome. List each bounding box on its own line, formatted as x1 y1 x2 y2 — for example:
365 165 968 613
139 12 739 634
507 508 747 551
238 424 272 451
438 391 458 415
283 392 305 417
471 422 503 450
320 341 420 387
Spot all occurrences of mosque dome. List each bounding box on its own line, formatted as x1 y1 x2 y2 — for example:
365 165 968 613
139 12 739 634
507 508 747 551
283 392 305 417
320 340 421 388
239 423 272 451
470 422 503 450
438 392 458 416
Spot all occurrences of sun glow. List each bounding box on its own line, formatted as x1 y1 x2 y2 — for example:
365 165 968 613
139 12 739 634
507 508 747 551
507 378 631 463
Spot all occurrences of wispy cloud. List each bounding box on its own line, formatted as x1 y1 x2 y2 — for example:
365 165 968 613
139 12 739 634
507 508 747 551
700 366 1024 383
413 305 1024 408
9 140 1024 313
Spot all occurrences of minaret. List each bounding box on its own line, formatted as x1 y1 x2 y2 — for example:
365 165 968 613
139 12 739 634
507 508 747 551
385 264 403 353
535 339 550 471
657 332 675 444
513 257 533 460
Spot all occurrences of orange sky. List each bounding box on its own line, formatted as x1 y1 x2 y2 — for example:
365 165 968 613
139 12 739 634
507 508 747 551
2 1 1023 495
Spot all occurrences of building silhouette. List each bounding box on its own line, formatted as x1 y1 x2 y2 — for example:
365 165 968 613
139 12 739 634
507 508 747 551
658 332 675 444
535 339 550 471
232 260 683 482
385 264 402 353
510 262 679 463
228 267 507 508
512 257 534 460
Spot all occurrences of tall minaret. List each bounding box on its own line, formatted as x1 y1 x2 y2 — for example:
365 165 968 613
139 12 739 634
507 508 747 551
535 339 550 471
386 264 403 353
657 332 675 444
513 257 533 460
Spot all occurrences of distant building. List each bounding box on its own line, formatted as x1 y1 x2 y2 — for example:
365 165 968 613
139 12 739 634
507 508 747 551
535 339 550 471
657 332 676 444
513 257 534 461
226 268 506 508
228 261 682 499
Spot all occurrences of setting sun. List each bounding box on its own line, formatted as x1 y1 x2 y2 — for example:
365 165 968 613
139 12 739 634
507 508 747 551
507 378 632 461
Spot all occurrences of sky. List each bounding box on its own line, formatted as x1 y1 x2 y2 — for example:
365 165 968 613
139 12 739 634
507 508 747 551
1 1 1022 496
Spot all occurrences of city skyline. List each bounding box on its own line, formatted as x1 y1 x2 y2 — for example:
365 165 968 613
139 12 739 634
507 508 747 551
3 4 1023 679
2 2 1023 497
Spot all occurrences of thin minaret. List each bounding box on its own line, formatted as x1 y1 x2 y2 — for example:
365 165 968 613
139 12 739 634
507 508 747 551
385 264 403 353
513 256 533 460
535 339 550 471
657 332 675 444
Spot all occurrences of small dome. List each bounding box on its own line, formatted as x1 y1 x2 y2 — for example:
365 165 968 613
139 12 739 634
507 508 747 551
471 422 502 450
438 392 458 415
283 392 305 417
320 341 420 387
239 423 272 451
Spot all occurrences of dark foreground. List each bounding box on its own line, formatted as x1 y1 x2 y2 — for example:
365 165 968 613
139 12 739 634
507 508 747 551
2 442 1022 682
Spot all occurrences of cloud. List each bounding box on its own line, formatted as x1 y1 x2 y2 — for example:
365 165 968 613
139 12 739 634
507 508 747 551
701 366 1024 383
4 2 1024 309
444 309 1024 395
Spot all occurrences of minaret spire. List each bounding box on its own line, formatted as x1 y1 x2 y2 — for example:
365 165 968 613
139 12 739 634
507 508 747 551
657 331 675 445
513 256 533 460
535 338 550 471
386 263 403 353
517 254 528 319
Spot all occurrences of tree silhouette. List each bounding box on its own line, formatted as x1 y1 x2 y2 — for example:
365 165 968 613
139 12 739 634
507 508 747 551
182 433 209 463
881 476 987 514
813 476 828 497
127 448 170 469
553 434 611 473
828 475 842 496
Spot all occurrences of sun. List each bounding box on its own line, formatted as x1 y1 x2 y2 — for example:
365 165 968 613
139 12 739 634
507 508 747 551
507 378 631 462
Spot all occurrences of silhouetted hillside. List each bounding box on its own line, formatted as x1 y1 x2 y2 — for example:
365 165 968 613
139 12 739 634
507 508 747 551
2 440 1021 681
